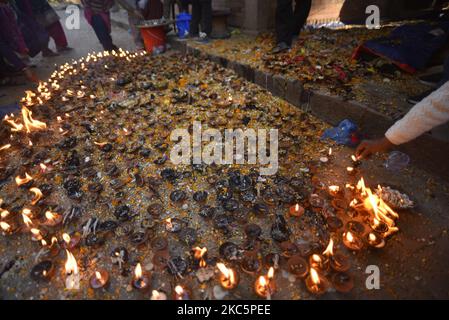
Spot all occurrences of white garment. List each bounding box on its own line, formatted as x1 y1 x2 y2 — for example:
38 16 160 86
385 81 449 145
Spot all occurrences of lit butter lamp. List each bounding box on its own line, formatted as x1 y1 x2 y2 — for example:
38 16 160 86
62 232 81 250
289 203 304 217
64 250 80 290
151 290 168 300
254 267 275 299
217 262 239 290
132 263 151 293
342 231 363 251
305 268 329 296
42 210 63 227
174 285 191 300
0 221 17 235
367 232 385 249
323 239 351 273
90 269 110 290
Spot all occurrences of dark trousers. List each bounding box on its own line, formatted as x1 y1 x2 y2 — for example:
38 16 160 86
275 0 312 46
190 0 212 36
439 56 449 87
91 14 117 51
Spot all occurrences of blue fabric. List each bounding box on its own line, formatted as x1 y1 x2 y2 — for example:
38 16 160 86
321 119 359 146
363 22 449 71
176 12 191 38
0 103 20 118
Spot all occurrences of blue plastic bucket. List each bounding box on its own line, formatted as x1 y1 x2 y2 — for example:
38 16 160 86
176 13 191 38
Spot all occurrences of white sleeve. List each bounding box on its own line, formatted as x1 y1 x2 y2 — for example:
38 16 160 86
385 81 449 145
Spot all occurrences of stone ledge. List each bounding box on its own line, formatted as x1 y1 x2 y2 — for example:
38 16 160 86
168 37 449 179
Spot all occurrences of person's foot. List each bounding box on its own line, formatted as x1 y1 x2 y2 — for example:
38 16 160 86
418 72 443 87
42 48 59 57
271 42 291 54
57 46 74 53
195 32 210 44
406 89 435 104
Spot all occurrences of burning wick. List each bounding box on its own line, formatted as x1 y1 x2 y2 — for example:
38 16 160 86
367 232 385 249
22 208 34 229
254 267 275 299
193 247 208 268
309 253 328 271
0 144 11 151
62 232 81 249
346 166 355 175
328 185 342 197
306 268 329 295
342 231 363 251
90 270 110 289
173 285 191 300
132 263 151 292
150 290 168 300
43 210 62 227
217 262 239 290
323 238 351 272
30 228 44 241
0 221 13 235
65 250 80 290
29 187 43 205
289 203 304 217
15 173 33 186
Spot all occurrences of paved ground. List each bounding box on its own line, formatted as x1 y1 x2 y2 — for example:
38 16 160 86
0 9 137 108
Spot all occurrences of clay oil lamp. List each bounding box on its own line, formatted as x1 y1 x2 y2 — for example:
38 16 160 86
0 221 17 235
42 210 63 227
30 228 45 242
280 241 299 258
264 253 281 270
351 155 361 168
62 232 81 249
331 198 347 212
322 239 351 273
132 263 151 293
305 267 329 296
326 216 343 232
342 231 363 251
217 262 239 290
346 166 356 176
165 217 182 233
192 246 208 268
241 253 262 276
370 218 389 234
30 260 55 282
64 249 80 290
289 203 304 217
346 220 365 236
254 267 275 299
332 272 354 293
21 208 35 231
367 232 385 249
309 253 329 272
40 236 60 258
328 185 343 198
29 187 43 205
90 269 110 290
286 255 308 278
15 172 33 188
151 290 168 300
173 285 191 300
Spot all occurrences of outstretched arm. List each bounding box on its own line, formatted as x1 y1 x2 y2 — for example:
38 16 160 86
357 81 449 158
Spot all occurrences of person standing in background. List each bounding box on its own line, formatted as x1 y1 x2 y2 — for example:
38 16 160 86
190 0 211 43
272 0 312 54
122 0 146 50
82 0 142 51
0 0 39 83
28 0 72 55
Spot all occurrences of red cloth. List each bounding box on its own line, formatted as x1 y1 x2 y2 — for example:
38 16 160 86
46 21 68 48
0 3 28 55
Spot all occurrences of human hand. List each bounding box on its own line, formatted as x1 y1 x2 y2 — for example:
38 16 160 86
355 137 395 159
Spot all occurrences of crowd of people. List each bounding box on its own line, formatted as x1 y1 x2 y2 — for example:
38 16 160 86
1 0 448 155
0 0 72 85
0 0 215 85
